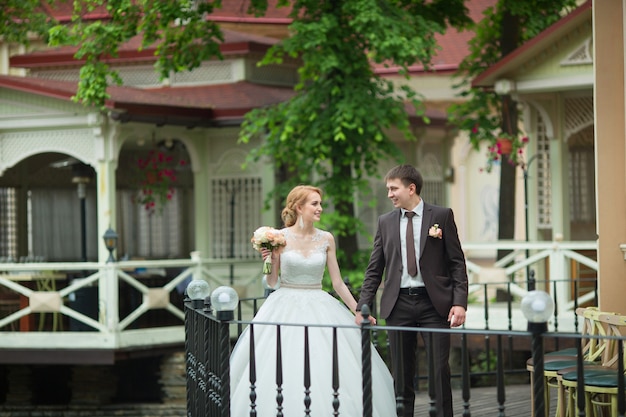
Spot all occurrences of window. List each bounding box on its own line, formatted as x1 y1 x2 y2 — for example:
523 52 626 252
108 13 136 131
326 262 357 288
117 188 193 259
210 177 263 259
568 127 595 223
536 114 552 229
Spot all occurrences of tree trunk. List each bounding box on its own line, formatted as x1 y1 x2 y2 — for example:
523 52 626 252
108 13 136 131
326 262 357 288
497 9 521 261
335 163 359 270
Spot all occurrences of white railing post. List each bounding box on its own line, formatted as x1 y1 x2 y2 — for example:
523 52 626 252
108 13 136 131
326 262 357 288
549 235 570 315
100 263 119 331
190 251 203 283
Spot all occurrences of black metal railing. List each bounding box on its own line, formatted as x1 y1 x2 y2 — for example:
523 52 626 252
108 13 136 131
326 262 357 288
231 277 597 387
184 295 626 417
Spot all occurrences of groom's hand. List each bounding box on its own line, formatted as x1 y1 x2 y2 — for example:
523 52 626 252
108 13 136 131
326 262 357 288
355 311 377 326
448 305 466 327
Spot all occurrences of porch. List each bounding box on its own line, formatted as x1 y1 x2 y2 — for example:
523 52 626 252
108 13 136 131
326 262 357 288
0 239 597 364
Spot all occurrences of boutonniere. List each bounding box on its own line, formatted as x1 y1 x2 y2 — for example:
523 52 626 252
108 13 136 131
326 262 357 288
428 224 442 239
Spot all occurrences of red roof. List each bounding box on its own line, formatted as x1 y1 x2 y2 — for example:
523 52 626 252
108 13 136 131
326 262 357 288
375 0 497 74
29 0 495 73
4 1 497 126
0 75 294 126
472 0 592 88
41 0 292 24
11 29 279 69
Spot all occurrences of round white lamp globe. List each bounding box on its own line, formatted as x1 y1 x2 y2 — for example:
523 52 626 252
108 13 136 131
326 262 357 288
210 286 239 320
186 279 211 308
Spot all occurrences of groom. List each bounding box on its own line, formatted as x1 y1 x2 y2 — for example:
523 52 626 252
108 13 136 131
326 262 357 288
356 164 468 417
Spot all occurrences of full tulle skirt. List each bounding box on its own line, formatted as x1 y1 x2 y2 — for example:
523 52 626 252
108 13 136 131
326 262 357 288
229 287 396 417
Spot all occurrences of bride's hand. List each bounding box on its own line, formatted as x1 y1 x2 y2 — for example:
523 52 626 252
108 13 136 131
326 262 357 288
260 248 271 260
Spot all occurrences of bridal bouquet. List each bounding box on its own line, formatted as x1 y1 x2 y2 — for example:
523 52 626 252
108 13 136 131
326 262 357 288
251 226 286 274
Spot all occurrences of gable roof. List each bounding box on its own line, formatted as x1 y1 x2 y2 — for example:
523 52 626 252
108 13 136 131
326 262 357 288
472 0 592 88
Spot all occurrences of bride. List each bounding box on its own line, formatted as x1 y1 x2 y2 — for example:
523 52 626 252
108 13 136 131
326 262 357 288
230 185 396 416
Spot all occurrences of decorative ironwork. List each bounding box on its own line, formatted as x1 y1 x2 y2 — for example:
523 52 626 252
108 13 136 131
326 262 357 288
361 305 372 417
303 326 311 416
276 325 284 416
332 327 340 416
248 324 257 416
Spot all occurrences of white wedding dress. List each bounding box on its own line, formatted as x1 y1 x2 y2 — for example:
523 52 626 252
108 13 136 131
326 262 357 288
230 228 396 416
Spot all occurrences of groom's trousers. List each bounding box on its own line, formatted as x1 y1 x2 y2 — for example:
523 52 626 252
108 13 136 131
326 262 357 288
386 291 453 417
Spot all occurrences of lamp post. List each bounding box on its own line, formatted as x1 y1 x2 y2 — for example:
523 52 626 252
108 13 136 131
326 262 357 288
186 279 211 310
72 174 91 262
102 227 118 263
210 286 238 417
521 290 554 417
522 154 538 290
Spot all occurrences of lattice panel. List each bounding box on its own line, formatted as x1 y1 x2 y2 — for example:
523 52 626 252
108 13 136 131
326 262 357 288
0 88 83 114
34 62 236 88
172 62 234 86
118 66 163 87
0 188 17 259
210 177 263 259
249 63 298 86
0 129 98 169
32 69 79 83
0 99 38 116
561 38 593 66
564 96 594 139
536 114 552 229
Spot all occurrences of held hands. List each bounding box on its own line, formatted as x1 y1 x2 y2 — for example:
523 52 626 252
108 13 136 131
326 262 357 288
448 305 466 328
354 311 377 326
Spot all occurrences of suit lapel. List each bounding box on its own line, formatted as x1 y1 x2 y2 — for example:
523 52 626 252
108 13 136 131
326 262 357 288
420 203 433 258
389 209 402 258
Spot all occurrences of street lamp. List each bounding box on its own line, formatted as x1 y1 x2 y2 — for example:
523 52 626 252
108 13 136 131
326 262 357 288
186 279 211 309
210 286 239 321
521 290 554 417
522 154 538 290
102 227 118 263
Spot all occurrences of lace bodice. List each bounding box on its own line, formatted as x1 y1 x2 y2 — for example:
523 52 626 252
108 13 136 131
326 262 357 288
279 228 329 287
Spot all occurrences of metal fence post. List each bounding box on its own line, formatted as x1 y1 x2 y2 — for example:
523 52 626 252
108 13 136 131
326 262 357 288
361 304 373 417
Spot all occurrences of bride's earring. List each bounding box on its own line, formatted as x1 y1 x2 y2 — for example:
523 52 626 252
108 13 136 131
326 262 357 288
298 216 304 229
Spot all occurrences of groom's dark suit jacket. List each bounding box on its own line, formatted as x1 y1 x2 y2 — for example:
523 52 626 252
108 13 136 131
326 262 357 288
357 202 468 319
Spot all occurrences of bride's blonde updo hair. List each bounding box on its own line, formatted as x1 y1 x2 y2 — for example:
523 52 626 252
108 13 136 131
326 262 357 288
281 185 323 227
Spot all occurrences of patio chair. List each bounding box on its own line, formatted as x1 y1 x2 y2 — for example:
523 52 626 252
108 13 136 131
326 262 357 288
560 312 626 417
527 306 609 417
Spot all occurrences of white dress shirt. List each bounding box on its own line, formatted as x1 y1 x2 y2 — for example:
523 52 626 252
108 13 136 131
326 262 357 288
400 200 425 288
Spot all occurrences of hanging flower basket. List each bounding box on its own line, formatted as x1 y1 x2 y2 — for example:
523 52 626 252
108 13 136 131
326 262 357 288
496 137 513 155
133 147 187 213
481 133 529 173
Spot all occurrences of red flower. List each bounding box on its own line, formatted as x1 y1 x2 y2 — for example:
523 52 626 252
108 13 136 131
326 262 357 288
134 148 186 214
